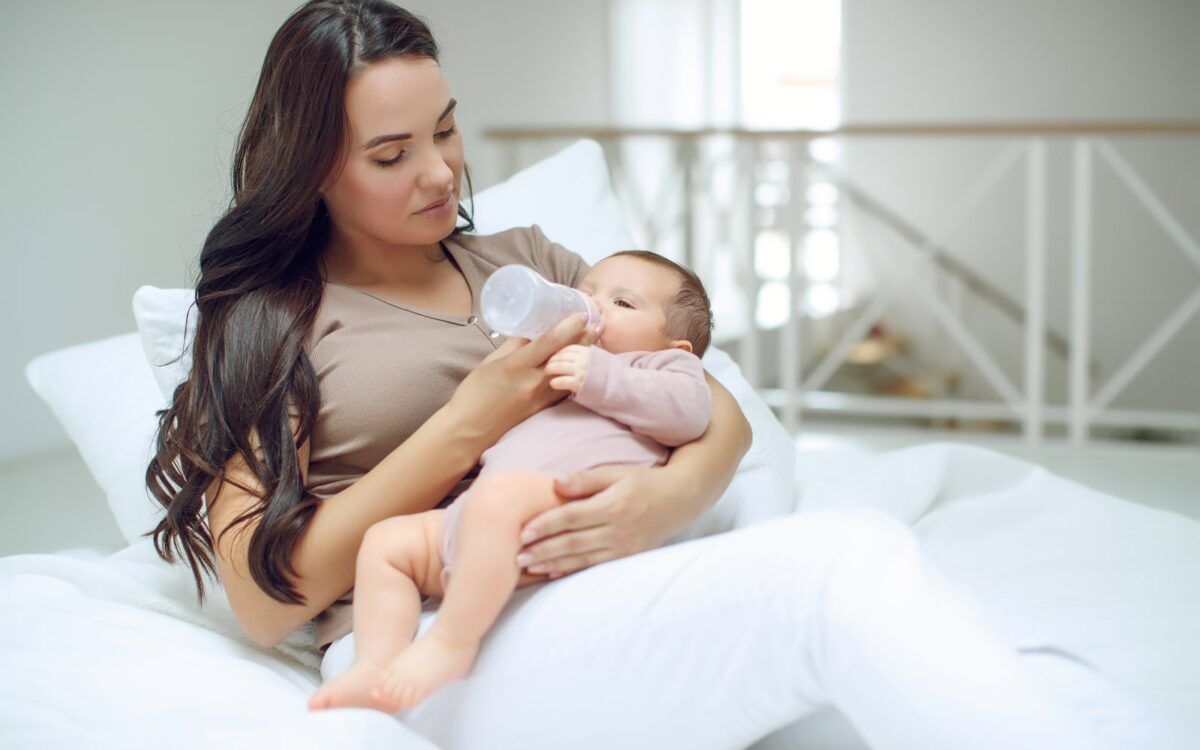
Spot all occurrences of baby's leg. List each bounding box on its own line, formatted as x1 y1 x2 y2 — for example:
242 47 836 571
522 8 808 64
308 510 446 713
353 511 448 665
375 472 563 710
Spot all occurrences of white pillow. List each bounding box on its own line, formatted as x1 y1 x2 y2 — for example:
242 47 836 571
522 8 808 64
24 333 168 544
673 346 797 542
132 287 197 403
41 138 793 550
466 139 637 259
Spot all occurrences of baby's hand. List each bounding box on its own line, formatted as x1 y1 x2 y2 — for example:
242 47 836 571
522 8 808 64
545 344 590 394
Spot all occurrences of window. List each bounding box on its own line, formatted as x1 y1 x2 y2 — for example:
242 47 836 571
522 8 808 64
743 0 843 324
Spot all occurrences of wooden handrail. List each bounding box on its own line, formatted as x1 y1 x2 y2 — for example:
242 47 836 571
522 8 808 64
485 121 1200 140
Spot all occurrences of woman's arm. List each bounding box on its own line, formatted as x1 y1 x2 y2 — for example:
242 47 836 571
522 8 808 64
652 371 752 531
213 314 600 648
515 372 752 576
210 404 481 649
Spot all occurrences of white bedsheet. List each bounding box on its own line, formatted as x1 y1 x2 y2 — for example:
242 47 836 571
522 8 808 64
1 441 1197 749
764 442 1200 749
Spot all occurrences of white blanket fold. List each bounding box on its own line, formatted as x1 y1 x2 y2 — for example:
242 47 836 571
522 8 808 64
796 442 1199 746
1 442 1196 749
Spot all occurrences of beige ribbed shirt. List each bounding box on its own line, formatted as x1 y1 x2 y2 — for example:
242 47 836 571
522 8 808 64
304 225 591 651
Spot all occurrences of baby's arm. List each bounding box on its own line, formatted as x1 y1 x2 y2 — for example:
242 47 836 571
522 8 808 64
567 346 712 446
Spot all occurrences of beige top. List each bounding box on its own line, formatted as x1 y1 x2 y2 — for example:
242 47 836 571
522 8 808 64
303 225 591 651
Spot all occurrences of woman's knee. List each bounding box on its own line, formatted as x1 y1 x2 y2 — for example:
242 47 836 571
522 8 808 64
802 509 936 627
795 508 924 584
816 507 918 557
747 506 917 559
735 507 924 598
704 507 921 595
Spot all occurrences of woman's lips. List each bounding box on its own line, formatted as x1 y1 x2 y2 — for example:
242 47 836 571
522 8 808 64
416 195 453 215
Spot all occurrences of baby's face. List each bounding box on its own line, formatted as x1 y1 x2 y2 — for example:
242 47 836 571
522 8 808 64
578 256 689 355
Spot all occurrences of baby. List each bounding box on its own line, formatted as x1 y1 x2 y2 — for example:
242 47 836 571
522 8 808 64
308 250 714 714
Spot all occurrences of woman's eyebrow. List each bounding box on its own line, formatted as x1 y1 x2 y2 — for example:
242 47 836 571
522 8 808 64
360 98 457 150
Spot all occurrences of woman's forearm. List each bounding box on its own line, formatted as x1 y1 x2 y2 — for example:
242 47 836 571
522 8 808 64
345 403 483 517
656 372 752 536
250 404 483 647
300 402 487 589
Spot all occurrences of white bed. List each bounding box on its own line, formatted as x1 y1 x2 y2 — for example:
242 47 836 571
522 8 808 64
4 140 1198 749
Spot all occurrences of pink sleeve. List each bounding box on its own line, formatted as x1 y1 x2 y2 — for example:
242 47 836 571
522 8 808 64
572 346 712 447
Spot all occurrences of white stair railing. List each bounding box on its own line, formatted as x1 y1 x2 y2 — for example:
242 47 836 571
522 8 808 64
487 122 1200 445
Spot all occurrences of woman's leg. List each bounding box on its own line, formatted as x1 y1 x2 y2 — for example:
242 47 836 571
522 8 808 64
375 472 565 709
321 508 1104 750
308 511 444 712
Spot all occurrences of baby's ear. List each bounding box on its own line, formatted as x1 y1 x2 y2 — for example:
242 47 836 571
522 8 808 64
668 339 693 354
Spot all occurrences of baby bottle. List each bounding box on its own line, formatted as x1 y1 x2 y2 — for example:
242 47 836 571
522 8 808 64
480 264 601 339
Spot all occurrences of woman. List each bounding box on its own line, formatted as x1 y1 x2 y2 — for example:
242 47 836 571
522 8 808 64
146 2 1104 748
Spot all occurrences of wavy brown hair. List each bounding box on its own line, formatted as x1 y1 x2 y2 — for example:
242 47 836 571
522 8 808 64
145 0 474 607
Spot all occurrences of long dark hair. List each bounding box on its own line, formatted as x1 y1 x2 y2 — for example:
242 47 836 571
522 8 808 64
145 0 474 607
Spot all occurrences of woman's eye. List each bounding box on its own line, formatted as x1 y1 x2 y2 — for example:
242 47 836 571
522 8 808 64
376 151 406 167
376 127 456 168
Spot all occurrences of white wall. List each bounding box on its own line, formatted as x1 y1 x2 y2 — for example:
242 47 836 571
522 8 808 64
843 0 1200 121
840 0 1200 419
0 0 610 462
6 0 1195 464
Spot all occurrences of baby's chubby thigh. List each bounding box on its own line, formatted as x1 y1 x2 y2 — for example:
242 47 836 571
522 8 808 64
454 471 565 589
358 509 449 600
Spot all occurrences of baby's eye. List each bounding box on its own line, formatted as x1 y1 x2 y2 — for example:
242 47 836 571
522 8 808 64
615 299 634 309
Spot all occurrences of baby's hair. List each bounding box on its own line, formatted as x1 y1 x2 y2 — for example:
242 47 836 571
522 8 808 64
609 250 713 358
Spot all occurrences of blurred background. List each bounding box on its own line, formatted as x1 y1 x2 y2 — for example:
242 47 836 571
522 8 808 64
2 0 1198 552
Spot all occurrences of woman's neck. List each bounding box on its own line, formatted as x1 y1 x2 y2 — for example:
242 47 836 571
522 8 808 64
322 229 449 289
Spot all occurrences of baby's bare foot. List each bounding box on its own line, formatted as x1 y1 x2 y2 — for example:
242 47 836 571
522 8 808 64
373 625 480 711
307 660 396 713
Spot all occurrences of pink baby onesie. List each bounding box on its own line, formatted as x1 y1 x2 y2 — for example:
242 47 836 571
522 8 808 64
438 344 713 590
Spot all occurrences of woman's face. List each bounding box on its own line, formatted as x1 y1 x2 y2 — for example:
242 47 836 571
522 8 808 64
320 56 464 251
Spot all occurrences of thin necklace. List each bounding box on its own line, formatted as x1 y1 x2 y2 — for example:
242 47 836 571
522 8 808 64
327 245 478 324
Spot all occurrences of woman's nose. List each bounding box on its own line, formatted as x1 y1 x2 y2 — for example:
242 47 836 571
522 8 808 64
416 151 454 192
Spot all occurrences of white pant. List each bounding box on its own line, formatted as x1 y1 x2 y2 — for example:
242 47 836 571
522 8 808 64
320 508 1106 750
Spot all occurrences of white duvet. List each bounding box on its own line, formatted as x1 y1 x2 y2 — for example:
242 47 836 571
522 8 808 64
1 441 1197 749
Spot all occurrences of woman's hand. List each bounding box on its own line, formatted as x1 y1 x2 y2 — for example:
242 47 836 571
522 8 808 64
516 372 751 578
515 463 691 578
449 313 602 449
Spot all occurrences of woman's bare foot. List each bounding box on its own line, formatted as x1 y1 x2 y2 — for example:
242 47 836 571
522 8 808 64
373 624 480 711
307 659 397 713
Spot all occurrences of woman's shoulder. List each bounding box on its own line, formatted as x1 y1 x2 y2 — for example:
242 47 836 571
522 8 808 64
448 224 590 286
445 224 549 266
303 280 354 357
